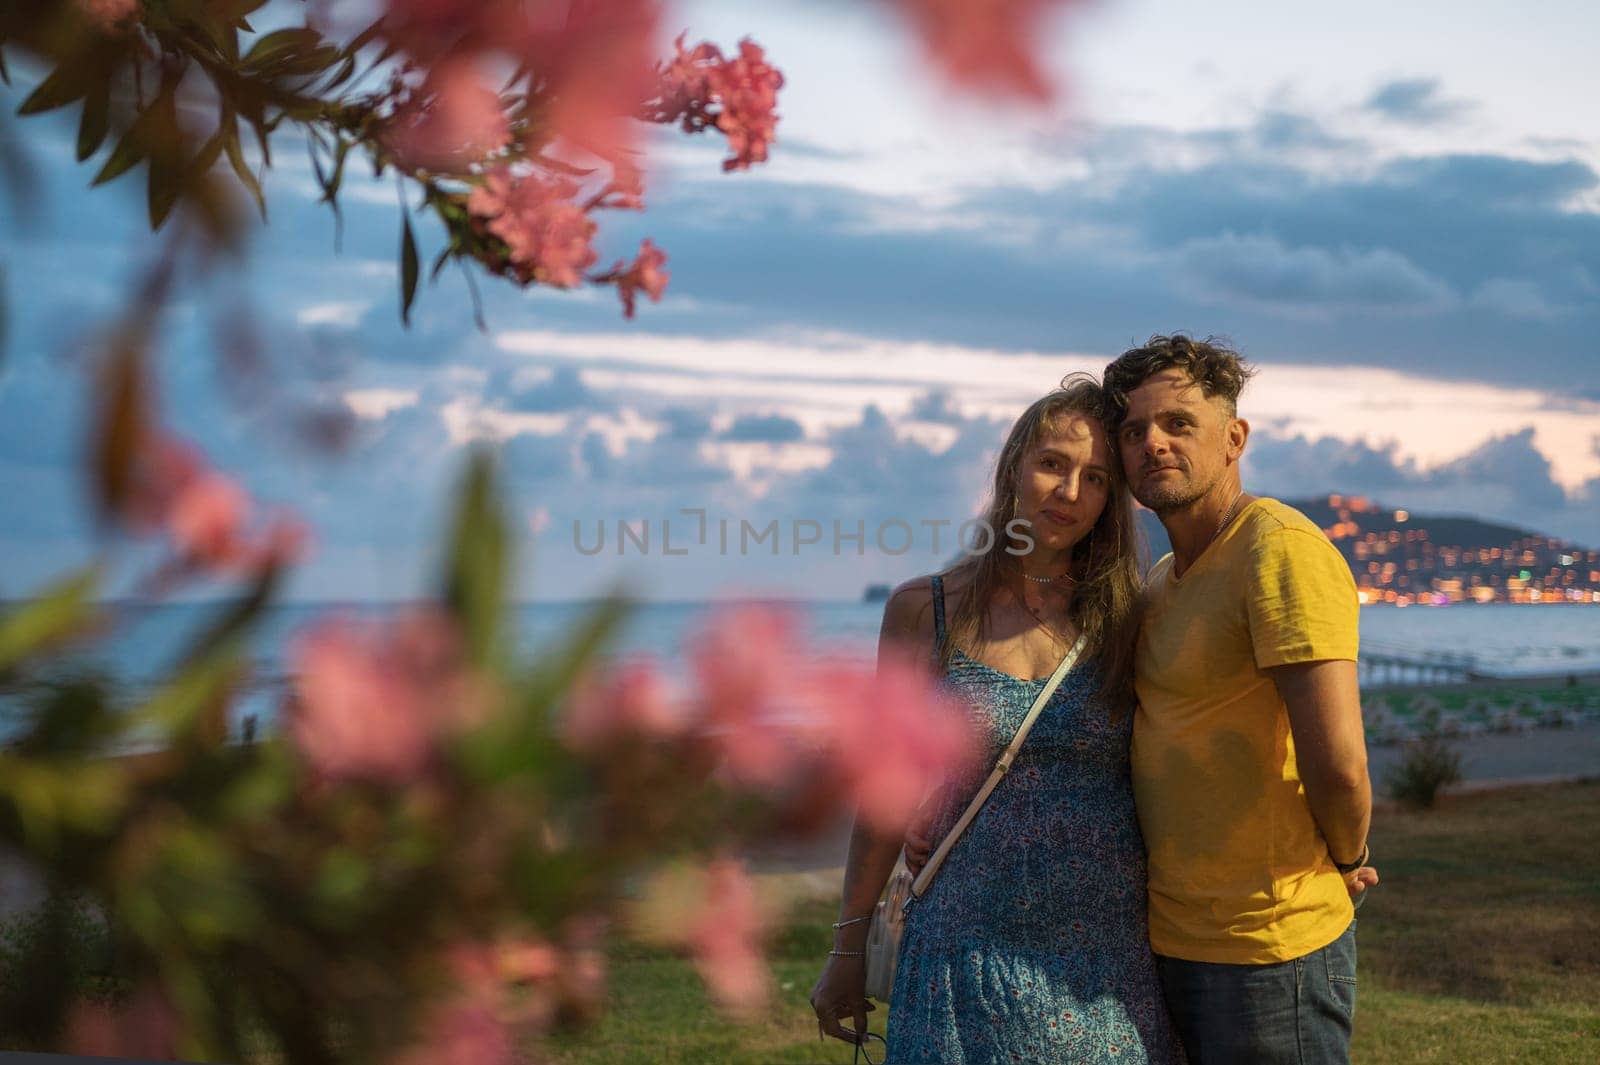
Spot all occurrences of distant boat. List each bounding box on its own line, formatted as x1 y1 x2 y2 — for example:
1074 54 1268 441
863 583 891 603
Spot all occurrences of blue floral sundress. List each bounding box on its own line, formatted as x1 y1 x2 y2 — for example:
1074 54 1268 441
886 576 1183 1064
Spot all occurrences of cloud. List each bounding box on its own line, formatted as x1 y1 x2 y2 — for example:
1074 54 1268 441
909 388 965 424
1363 78 1472 125
1175 233 1457 315
1246 426 1594 544
719 412 805 442
498 365 606 413
1470 278 1560 320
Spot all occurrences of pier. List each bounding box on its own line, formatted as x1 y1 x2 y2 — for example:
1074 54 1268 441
1359 642 1482 686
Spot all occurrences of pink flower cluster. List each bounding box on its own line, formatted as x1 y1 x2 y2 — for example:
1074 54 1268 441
383 60 512 174
392 924 607 1065
565 605 976 833
467 168 599 287
124 435 308 578
686 858 770 1015
891 0 1081 103
657 35 786 171
287 609 490 784
594 239 669 319
66 983 182 1060
381 0 664 162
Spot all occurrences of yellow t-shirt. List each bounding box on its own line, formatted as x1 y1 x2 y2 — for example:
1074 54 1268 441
1131 497 1360 964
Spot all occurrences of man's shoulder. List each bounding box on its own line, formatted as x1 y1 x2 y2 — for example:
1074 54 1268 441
1239 498 1340 552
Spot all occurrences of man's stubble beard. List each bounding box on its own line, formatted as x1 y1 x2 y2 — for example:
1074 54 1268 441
1134 462 1226 516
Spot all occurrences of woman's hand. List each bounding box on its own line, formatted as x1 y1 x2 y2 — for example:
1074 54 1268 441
810 953 875 1045
902 786 947 877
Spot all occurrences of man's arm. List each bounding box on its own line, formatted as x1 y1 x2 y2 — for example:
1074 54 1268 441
1269 658 1370 866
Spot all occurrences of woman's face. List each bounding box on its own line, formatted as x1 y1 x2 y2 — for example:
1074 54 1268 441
1013 413 1114 557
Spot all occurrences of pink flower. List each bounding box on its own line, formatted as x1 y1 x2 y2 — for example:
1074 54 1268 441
76 0 139 30
704 39 784 171
562 656 683 751
65 983 182 1059
384 60 511 173
122 434 309 577
468 167 599 287
526 0 664 162
816 647 977 831
654 35 785 172
689 606 816 786
891 0 1077 103
390 1000 512 1065
658 33 721 112
286 609 483 783
600 239 669 318
165 470 249 568
687 858 770 1015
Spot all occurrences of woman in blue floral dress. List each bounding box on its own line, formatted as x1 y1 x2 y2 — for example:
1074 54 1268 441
811 377 1183 1064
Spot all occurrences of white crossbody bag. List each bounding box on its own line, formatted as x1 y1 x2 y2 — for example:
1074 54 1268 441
863 632 1087 1001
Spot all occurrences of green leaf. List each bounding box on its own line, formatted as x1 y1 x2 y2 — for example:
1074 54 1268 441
131 643 246 743
224 127 265 219
429 246 452 282
91 114 150 187
456 594 630 783
0 567 100 676
75 77 110 162
241 27 323 72
399 209 419 325
190 125 228 178
89 334 147 521
342 16 387 58
441 449 508 670
175 560 281 674
18 63 87 116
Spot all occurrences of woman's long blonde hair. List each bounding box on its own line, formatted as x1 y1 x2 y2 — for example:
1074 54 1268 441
939 374 1144 710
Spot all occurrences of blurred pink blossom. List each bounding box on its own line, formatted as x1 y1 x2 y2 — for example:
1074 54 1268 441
468 168 599 287
124 434 309 576
600 239 669 318
687 857 770 1015
891 0 1077 102
76 0 139 30
816 648 977 831
526 0 664 161
391 999 513 1065
287 609 484 783
689 606 814 786
65 983 182 1059
562 656 683 751
381 0 662 162
384 60 512 173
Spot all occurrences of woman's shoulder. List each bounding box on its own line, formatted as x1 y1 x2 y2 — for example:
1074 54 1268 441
880 568 972 640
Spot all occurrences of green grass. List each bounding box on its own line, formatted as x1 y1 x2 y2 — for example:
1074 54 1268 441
549 782 1600 1063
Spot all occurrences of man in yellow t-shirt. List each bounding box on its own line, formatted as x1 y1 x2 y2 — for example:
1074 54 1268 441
1103 336 1375 1065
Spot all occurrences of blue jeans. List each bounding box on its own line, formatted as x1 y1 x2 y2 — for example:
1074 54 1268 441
1156 920 1357 1065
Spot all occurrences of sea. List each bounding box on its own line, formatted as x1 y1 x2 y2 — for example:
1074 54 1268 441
13 599 1600 738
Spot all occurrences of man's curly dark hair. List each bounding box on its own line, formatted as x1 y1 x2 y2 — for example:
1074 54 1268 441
1102 334 1256 426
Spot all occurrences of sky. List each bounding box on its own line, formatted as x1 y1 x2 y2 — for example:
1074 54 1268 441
2 0 1598 602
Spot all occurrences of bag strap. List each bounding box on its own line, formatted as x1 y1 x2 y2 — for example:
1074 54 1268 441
930 574 948 665
908 629 1088 903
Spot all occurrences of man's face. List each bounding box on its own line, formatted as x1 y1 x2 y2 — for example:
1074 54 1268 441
1116 368 1239 514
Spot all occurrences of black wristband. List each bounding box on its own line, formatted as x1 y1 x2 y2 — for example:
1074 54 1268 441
1333 842 1369 875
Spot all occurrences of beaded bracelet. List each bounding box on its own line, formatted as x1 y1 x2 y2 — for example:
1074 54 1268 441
831 915 872 929
828 949 865 957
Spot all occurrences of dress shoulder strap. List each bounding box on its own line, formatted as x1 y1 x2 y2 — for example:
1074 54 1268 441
929 574 948 662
